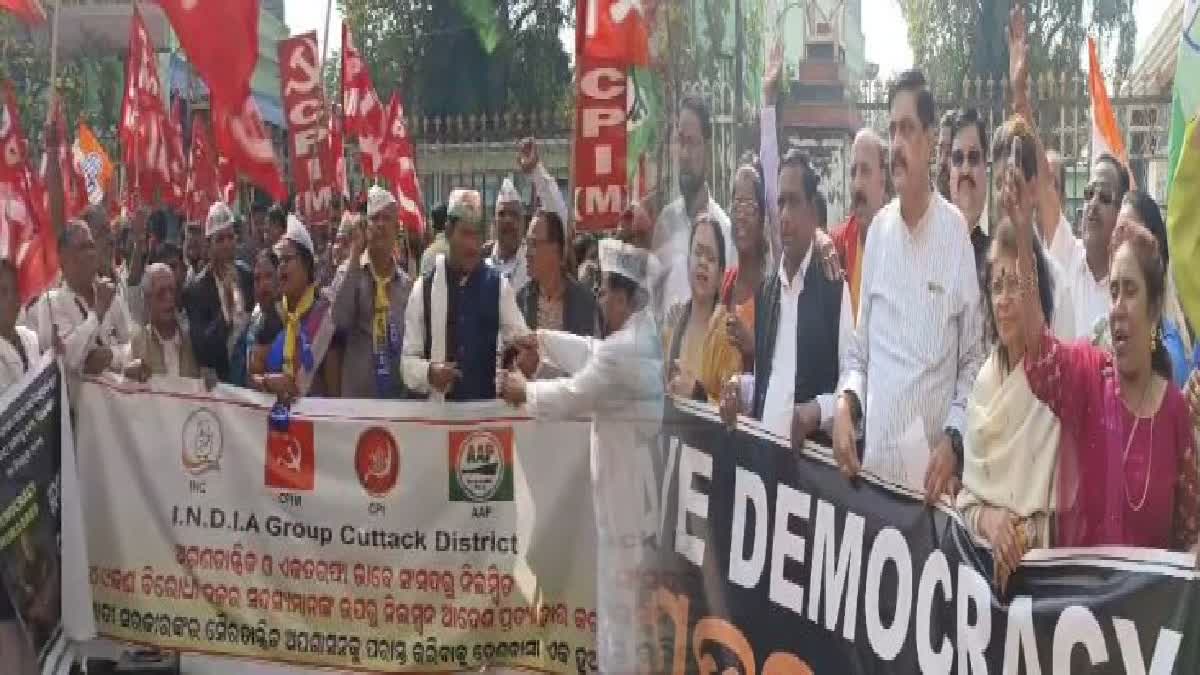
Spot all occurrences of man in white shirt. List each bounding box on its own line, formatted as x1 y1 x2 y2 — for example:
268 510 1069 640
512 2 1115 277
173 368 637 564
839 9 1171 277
485 177 529 291
25 220 132 375
1073 154 1130 337
831 69 986 501
720 149 854 444
653 94 734 317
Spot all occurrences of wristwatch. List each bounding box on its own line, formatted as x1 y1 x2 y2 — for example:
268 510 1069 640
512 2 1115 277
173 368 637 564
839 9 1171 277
944 427 964 477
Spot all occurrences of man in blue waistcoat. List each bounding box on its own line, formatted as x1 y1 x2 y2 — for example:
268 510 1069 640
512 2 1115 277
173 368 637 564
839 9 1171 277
401 188 532 401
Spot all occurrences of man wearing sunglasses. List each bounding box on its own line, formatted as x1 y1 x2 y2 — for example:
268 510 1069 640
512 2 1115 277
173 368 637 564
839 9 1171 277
1074 155 1130 336
948 108 991 274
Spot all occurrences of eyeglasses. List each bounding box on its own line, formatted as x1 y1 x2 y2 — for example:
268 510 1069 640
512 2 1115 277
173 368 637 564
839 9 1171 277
951 148 982 168
1083 185 1115 206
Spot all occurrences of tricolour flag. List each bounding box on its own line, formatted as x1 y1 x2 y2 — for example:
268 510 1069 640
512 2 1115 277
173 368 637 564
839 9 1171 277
1087 37 1129 170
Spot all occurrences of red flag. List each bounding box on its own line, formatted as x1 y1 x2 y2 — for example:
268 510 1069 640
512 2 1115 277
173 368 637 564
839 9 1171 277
380 94 425 234
341 22 386 177
186 115 219 221
46 97 88 220
119 7 175 206
213 95 285 201
0 83 57 302
165 97 187 208
279 32 333 224
0 0 46 24
582 0 650 66
328 104 348 198
216 153 236 206
155 0 259 110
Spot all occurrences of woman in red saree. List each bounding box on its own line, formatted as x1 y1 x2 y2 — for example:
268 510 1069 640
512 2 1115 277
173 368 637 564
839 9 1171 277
1002 127 1199 555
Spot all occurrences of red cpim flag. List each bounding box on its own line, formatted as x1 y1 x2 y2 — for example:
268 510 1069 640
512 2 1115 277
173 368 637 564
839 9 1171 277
1087 37 1131 177
380 93 425 234
155 0 259 110
213 95 285 202
582 0 650 66
341 22 386 177
0 0 46 24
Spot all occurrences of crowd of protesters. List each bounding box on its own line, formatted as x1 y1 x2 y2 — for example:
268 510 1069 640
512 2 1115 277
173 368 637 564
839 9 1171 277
1 7 1199 672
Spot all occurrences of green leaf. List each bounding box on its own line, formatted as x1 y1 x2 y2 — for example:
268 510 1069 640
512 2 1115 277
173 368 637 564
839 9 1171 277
455 0 501 54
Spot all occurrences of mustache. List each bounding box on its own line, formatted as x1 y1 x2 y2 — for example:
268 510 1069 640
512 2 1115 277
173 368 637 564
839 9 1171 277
958 174 976 189
852 191 867 208
891 155 907 171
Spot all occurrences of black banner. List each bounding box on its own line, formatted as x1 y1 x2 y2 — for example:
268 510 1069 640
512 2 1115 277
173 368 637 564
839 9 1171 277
0 357 66 673
646 399 1200 674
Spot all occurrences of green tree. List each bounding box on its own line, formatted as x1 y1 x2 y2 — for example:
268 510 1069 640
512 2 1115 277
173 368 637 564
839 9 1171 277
900 0 1136 95
336 0 571 117
0 15 123 157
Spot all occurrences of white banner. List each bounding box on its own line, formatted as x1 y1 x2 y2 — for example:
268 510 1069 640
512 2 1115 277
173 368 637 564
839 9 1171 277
73 376 599 673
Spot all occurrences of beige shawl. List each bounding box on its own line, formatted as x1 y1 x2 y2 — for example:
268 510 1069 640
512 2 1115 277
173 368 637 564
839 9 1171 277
957 351 1060 546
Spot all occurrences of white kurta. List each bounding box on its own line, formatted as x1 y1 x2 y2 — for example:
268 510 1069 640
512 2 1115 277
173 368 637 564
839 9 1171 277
0 326 39 392
525 309 664 671
23 283 132 375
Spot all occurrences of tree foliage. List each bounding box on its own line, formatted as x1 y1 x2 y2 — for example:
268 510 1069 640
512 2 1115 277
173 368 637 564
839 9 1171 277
900 0 1136 94
336 0 571 117
0 16 124 156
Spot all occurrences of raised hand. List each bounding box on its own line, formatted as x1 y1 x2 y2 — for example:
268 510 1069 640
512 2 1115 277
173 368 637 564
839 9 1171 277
763 41 784 102
517 137 539 174
1007 5 1031 116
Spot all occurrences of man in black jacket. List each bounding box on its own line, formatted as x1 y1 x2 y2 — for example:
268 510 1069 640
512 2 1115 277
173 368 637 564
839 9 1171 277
183 202 254 383
719 149 853 447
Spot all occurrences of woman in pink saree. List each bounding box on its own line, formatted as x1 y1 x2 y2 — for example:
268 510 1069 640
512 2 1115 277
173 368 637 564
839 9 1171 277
1001 124 1199 555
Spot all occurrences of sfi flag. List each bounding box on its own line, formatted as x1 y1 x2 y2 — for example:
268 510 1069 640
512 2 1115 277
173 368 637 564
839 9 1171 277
73 122 115 206
185 115 219 222
212 95 285 202
0 0 45 24
582 0 650 66
380 93 425 234
341 22 387 177
119 6 176 207
279 32 333 224
154 0 259 110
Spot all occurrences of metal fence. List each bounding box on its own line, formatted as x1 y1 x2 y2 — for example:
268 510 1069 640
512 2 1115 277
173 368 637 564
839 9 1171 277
856 72 1172 218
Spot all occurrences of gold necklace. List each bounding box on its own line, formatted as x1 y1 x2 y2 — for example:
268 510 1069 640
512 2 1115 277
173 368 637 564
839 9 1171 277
1121 379 1156 513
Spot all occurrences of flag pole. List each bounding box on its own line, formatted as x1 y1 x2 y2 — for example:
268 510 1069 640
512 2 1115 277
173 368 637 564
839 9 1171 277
46 0 61 106
320 0 333 98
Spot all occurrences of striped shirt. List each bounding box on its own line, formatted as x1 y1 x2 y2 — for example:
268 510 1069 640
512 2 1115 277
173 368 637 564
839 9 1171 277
840 193 985 488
